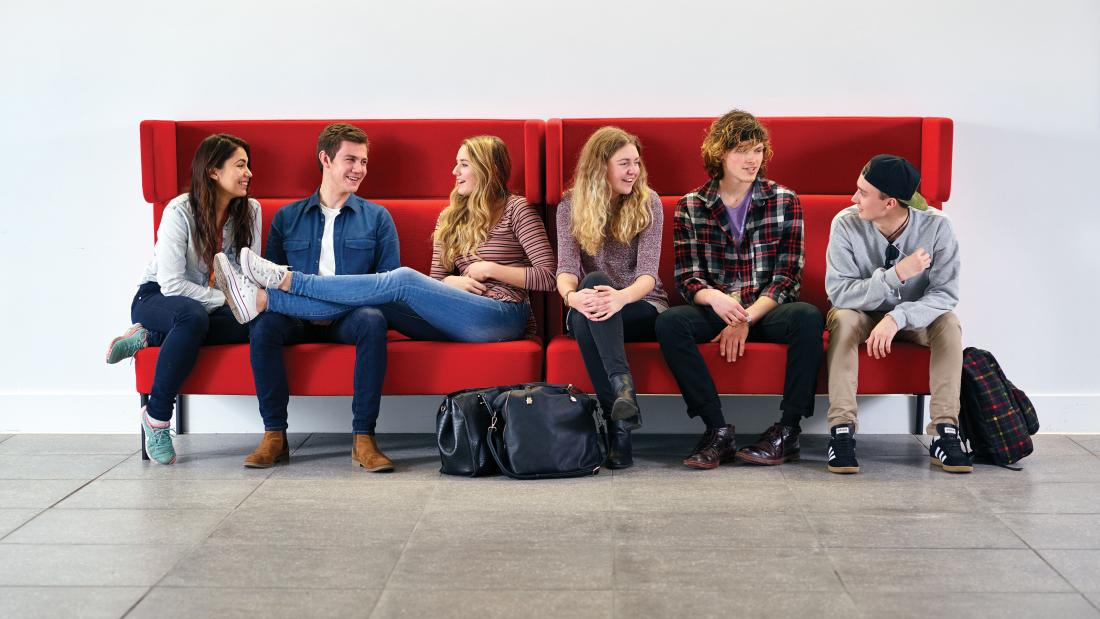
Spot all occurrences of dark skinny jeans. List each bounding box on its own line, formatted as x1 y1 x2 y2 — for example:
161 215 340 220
568 272 659 410
130 282 250 421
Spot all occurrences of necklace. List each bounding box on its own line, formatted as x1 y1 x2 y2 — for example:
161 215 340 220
885 208 910 241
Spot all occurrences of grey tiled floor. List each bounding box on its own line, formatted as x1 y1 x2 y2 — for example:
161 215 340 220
1 433 1100 618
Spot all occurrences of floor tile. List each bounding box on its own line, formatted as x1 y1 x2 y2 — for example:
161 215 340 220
161 542 403 589
781 455 975 483
614 512 818 548
614 546 842 592
963 456 1100 484
0 544 191 586
0 434 11 444
851 592 1099 618
0 454 128 480
372 590 612 619
807 512 1024 548
56 478 262 510
830 548 1072 592
2 508 228 545
0 479 90 508
0 434 139 455
797 434 927 457
612 455 786 482
103 451 278 481
1071 437 1100 455
240 479 435 511
0 509 41 538
411 508 611 546
998 514 1100 549
614 591 858 619
387 542 613 590
1029 435 1096 456
271 433 442 481
209 507 422 546
429 478 612 513
967 482 1100 513
791 481 985 513
0 586 147 619
613 482 800 514
130 587 381 619
1040 549 1100 591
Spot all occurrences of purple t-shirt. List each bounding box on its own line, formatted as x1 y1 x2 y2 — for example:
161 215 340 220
723 190 752 241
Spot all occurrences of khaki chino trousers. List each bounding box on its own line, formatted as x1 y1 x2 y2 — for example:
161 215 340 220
825 308 962 435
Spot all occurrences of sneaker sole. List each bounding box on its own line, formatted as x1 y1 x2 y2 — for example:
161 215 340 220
827 464 859 474
735 451 800 466
930 458 973 473
214 254 250 324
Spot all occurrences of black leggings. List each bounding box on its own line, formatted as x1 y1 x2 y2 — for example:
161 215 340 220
568 272 658 409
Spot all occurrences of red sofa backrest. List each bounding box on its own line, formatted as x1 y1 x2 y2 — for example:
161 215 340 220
545 117 953 333
140 119 548 337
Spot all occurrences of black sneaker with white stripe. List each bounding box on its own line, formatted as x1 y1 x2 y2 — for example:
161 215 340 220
827 423 859 474
929 423 973 473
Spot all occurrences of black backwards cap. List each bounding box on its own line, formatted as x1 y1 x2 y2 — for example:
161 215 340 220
862 154 928 211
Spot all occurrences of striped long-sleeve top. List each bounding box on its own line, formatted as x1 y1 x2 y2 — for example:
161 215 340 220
430 194 557 335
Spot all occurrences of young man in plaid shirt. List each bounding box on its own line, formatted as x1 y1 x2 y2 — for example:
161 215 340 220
655 110 824 470
824 154 971 474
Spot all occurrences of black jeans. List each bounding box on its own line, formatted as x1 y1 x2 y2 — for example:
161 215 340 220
568 272 658 410
654 301 824 428
130 282 250 421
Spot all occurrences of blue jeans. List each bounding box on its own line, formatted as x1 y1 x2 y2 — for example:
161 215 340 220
249 306 391 434
266 266 529 343
131 282 250 421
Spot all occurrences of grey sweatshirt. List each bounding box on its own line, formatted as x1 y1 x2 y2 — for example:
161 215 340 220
140 193 262 313
825 205 960 330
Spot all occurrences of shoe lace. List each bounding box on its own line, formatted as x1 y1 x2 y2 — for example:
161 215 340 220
147 425 175 451
691 429 719 454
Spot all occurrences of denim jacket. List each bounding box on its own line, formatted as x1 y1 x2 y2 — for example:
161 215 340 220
266 190 400 276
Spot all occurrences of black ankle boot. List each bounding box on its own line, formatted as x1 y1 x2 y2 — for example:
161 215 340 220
608 419 634 469
609 373 641 427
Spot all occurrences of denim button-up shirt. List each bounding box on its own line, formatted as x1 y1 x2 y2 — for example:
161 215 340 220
265 190 400 276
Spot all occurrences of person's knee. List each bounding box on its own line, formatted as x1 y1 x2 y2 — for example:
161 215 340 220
787 303 825 340
173 301 209 336
347 307 387 342
579 271 612 289
928 311 962 342
249 312 294 345
390 266 418 284
827 308 863 342
655 307 694 343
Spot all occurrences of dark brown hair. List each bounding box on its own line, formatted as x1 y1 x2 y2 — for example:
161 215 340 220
188 134 255 275
317 123 369 171
701 109 774 180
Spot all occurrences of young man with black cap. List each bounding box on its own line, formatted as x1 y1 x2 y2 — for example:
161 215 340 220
824 154 971 474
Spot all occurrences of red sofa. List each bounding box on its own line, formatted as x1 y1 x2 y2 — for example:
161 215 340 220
543 117 953 432
136 119 548 438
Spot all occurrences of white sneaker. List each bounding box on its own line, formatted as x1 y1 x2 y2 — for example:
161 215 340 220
214 253 260 324
240 247 289 289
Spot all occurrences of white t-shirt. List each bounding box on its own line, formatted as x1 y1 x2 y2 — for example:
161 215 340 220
319 204 341 276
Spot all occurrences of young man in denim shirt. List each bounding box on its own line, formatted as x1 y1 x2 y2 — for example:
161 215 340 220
242 123 402 472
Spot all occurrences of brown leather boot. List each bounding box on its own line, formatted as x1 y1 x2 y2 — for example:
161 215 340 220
735 423 801 465
352 434 394 473
682 425 737 470
243 430 289 468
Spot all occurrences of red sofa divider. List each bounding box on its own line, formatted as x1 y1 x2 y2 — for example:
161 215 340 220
135 119 547 402
543 117 952 417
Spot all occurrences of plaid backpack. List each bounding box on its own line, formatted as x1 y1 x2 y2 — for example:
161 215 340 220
958 347 1039 467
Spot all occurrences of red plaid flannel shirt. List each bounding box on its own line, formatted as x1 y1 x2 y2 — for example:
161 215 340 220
673 178 805 306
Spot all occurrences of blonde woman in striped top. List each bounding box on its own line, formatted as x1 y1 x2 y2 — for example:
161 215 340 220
215 135 556 342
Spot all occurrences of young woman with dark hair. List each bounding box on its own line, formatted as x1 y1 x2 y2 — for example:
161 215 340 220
106 133 261 465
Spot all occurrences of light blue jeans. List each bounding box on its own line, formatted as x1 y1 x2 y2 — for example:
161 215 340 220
265 267 529 343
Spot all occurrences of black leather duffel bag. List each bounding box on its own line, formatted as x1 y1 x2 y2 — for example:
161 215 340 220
436 384 525 477
486 383 608 480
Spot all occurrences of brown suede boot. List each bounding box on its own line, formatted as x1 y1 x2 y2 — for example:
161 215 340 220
243 431 289 468
352 434 394 473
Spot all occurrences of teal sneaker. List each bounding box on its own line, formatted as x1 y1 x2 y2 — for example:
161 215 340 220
141 407 176 465
106 324 149 364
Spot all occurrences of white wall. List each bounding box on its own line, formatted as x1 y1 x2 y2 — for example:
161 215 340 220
1 0 1098 433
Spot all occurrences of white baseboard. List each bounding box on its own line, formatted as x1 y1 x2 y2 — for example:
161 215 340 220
2 392 1094 435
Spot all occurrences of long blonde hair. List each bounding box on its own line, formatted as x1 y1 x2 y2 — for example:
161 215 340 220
433 135 511 270
568 126 651 255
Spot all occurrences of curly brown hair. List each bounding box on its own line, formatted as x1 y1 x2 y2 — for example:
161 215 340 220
701 109 773 180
